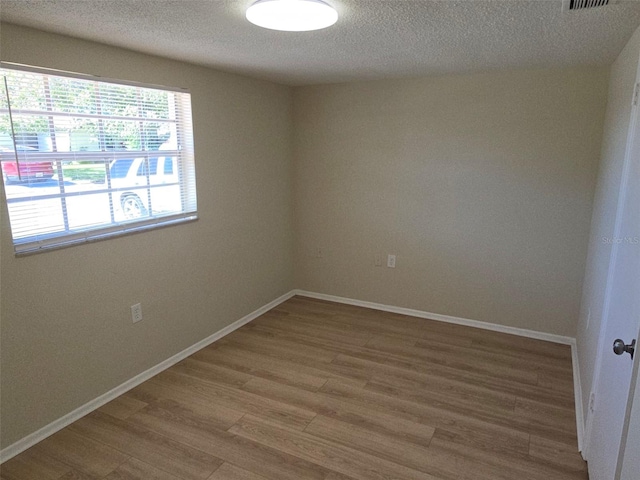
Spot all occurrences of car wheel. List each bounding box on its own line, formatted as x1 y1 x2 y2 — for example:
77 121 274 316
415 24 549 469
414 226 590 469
121 195 146 219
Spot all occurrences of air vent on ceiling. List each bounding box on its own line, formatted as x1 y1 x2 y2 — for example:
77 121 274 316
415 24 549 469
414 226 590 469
562 0 617 12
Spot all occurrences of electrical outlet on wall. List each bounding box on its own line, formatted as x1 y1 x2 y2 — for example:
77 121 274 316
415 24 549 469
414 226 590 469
131 303 143 323
387 254 396 268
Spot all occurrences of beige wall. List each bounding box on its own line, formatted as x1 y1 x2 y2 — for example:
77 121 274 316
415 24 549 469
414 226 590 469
293 67 609 337
0 24 294 448
0 22 617 453
577 26 640 421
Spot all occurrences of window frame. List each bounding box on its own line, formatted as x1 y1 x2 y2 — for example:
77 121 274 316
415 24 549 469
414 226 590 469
0 62 198 255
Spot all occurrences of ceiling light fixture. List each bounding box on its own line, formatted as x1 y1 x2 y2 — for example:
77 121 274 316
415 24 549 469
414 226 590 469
246 0 338 32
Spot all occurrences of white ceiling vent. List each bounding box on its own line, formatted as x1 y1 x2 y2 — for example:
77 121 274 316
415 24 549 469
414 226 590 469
563 0 617 12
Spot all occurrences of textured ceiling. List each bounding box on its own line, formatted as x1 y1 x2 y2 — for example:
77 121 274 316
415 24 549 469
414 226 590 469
2 0 640 86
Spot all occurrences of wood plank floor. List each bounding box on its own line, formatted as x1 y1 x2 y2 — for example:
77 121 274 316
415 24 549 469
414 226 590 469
1 296 588 480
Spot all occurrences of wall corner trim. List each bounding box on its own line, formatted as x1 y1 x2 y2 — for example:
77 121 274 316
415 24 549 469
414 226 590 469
293 289 584 452
571 339 586 455
0 290 296 464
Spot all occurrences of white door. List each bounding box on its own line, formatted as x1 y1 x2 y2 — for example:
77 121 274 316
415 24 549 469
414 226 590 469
620 362 640 479
586 77 640 480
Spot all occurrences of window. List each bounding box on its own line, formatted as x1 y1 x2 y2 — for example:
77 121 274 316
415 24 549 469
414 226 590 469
0 64 197 254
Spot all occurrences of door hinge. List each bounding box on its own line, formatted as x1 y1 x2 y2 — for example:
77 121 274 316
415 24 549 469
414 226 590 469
634 83 640 106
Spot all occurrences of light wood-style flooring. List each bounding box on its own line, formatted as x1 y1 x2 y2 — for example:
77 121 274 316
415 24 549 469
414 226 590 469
1 296 588 480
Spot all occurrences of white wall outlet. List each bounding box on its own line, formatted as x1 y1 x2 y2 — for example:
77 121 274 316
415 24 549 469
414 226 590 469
387 254 396 268
131 303 143 323
374 254 383 266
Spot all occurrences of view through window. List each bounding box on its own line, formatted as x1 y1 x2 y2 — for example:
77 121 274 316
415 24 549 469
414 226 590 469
0 65 197 254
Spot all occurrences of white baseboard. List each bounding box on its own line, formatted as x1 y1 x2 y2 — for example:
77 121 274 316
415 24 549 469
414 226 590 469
0 290 296 464
2 288 585 463
294 290 574 345
293 289 584 452
571 341 586 456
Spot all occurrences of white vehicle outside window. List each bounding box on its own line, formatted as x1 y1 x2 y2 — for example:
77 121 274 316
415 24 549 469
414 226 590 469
109 154 181 220
0 64 197 254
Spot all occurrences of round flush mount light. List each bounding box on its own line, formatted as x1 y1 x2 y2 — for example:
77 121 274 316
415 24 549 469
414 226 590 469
246 0 338 32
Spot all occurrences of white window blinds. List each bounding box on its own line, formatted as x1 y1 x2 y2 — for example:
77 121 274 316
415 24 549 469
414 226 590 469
0 64 198 254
